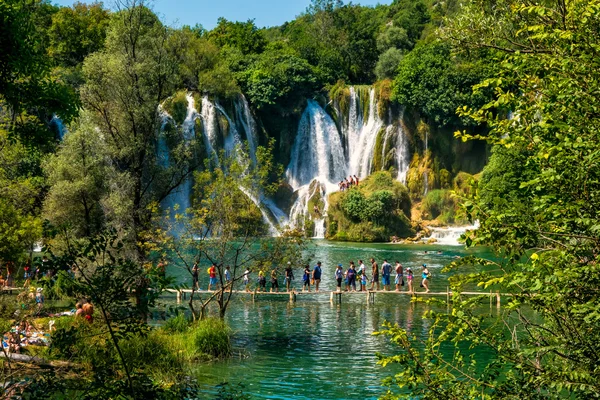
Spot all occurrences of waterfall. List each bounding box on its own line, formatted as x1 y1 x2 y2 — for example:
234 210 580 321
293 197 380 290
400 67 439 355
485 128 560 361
160 94 198 213
51 115 66 140
238 186 280 236
349 89 384 178
200 97 286 233
425 221 480 245
235 95 258 164
395 122 410 184
286 100 346 190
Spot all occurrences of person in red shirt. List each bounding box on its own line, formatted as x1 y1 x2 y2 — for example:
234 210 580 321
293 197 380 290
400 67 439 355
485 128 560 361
208 264 218 291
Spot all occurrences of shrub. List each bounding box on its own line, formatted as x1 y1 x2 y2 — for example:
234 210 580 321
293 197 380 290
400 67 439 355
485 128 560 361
421 189 456 221
340 189 367 222
163 313 190 333
192 317 231 359
163 91 188 125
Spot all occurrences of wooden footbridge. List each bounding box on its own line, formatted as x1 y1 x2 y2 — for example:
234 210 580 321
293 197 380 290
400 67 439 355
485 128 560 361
165 288 506 307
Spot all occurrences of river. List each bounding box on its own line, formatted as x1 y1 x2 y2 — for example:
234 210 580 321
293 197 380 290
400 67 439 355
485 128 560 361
169 241 497 399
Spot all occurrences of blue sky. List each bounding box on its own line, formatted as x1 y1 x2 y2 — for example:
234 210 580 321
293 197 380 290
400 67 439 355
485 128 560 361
52 0 392 30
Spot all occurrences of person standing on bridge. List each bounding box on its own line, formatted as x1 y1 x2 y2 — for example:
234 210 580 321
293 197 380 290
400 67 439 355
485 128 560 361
370 258 380 291
347 261 357 291
335 264 344 292
312 262 323 292
192 261 199 290
394 261 404 291
284 262 294 292
207 264 218 291
243 268 251 292
421 264 430 293
357 260 367 291
406 267 414 293
302 264 311 292
258 270 267 292
381 259 392 291
270 268 279 293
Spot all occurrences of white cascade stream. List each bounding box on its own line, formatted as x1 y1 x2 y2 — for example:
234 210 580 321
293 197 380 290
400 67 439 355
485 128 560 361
426 221 480 245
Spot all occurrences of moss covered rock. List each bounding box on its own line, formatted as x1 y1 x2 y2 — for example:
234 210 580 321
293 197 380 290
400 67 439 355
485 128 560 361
326 171 414 242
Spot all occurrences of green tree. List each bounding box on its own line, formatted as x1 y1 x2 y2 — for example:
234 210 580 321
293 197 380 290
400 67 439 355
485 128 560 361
392 42 491 127
237 44 319 109
208 18 266 55
48 2 110 67
80 2 196 256
0 130 43 262
375 47 403 80
378 1 600 398
43 114 108 240
0 0 77 148
159 146 307 320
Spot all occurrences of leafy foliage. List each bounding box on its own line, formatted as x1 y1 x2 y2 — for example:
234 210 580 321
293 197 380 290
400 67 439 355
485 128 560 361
378 1 600 398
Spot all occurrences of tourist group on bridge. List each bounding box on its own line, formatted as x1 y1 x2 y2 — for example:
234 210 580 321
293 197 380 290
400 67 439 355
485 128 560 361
195 259 432 294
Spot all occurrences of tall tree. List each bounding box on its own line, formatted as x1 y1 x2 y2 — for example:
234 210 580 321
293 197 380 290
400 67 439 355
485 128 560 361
80 1 194 257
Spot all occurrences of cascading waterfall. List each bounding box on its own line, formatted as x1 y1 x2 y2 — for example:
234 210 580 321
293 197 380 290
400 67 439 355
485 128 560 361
286 87 414 236
426 221 480 245
394 121 410 184
286 100 346 190
199 96 286 233
199 96 220 167
51 115 66 140
160 94 198 213
349 89 384 178
234 95 258 164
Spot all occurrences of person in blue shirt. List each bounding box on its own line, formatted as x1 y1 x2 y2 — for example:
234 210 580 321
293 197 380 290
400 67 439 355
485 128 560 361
335 264 344 291
381 259 392 291
346 262 357 292
312 262 323 292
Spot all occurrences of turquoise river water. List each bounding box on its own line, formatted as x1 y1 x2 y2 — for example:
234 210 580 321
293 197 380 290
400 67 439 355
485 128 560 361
168 241 498 399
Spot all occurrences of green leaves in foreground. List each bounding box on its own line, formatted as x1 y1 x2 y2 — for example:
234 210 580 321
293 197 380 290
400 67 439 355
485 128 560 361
377 0 600 398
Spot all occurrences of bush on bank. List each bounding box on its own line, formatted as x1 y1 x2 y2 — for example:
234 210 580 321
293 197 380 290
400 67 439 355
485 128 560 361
326 171 413 242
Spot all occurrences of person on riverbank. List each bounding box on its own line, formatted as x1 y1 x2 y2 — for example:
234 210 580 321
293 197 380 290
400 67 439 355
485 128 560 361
258 270 267 292
406 268 414 293
381 260 392 291
370 258 379 291
270 268 279 293
243 268 251 292
313 262 323 292
302 264 311 292
335 264 344 291
192 261 199 290
284 262 294 292
207 264 218 291
347 262 357 291
395 261 404 291
421 264 430 293
83 303 94 323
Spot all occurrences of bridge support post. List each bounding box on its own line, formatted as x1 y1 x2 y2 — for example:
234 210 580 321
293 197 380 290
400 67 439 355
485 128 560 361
176 290 182 304
496 291 501 308
290 291 297 303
